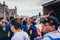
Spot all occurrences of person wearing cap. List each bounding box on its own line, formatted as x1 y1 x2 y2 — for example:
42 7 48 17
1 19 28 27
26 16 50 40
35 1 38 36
11 18 29 40
41 16 60 40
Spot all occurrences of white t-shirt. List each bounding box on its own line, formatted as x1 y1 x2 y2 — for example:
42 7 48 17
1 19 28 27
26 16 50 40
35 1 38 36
35 24 42 37
42 30 60 40
35 24 42 32
11 31 30 40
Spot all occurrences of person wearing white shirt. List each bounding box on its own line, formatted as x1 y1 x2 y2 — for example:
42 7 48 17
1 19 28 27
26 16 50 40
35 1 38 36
10 18 30 40
41 16 60 40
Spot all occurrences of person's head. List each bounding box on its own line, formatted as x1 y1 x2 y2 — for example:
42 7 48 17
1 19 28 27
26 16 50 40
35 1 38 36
31 21 36 25
0 17 4 24
5 19 10 24
34 19 40 25
0 24 6 31
26 17 32 24
11 18 22 33
20 18 24 22
41 16 59 33
10 16 14 21
22 20 27 25
20 18 24 24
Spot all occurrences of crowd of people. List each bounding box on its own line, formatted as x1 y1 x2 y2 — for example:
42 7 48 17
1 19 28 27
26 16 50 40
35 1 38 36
0 15 60 40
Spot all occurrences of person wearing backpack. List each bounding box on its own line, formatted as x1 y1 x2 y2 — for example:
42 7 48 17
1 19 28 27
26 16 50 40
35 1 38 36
41 16 60 40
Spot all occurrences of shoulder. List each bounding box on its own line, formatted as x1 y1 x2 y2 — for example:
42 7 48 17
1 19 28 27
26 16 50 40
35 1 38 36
11 32 22 40
22 25 27 28
44 31 57 36
30 25 36 29
42 31 60 40
11 35 17 40
22 31 29 36
21 31 30 40
22 31 29 38
42 37 51 40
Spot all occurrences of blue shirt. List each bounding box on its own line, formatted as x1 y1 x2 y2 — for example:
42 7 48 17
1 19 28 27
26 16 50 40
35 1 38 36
6 22 14 40
22 25 28 33
28 25 37 40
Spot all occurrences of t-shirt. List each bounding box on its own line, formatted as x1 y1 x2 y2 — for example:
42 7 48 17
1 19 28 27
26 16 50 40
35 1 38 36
35 24 42 31
5 22 14 40
11 31 30 40
35 24 42 37
22 25 28 33
28 25 37 40
42 30 60 40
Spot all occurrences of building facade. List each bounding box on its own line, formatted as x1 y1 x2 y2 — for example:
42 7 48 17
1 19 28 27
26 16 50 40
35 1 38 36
0 2 17 19
42 0 60 23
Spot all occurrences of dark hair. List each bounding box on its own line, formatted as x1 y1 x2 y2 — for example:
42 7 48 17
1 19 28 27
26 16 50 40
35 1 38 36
31 21 36 25
32 19 37 25
20 18 24 20
10 16 14 21
0 17 4 21
7 19 9 22
11 18 22 30
23 20 27 25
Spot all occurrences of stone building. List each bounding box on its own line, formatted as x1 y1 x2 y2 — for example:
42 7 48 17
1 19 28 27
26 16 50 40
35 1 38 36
0 2 17 19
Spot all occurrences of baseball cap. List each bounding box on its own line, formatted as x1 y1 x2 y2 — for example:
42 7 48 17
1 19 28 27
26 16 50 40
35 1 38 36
40 16 59 30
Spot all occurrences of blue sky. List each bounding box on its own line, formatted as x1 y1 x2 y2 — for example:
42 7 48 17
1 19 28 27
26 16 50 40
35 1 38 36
0 0 53 17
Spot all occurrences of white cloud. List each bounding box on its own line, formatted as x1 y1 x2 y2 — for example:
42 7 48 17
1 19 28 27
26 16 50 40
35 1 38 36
0 0 53 17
